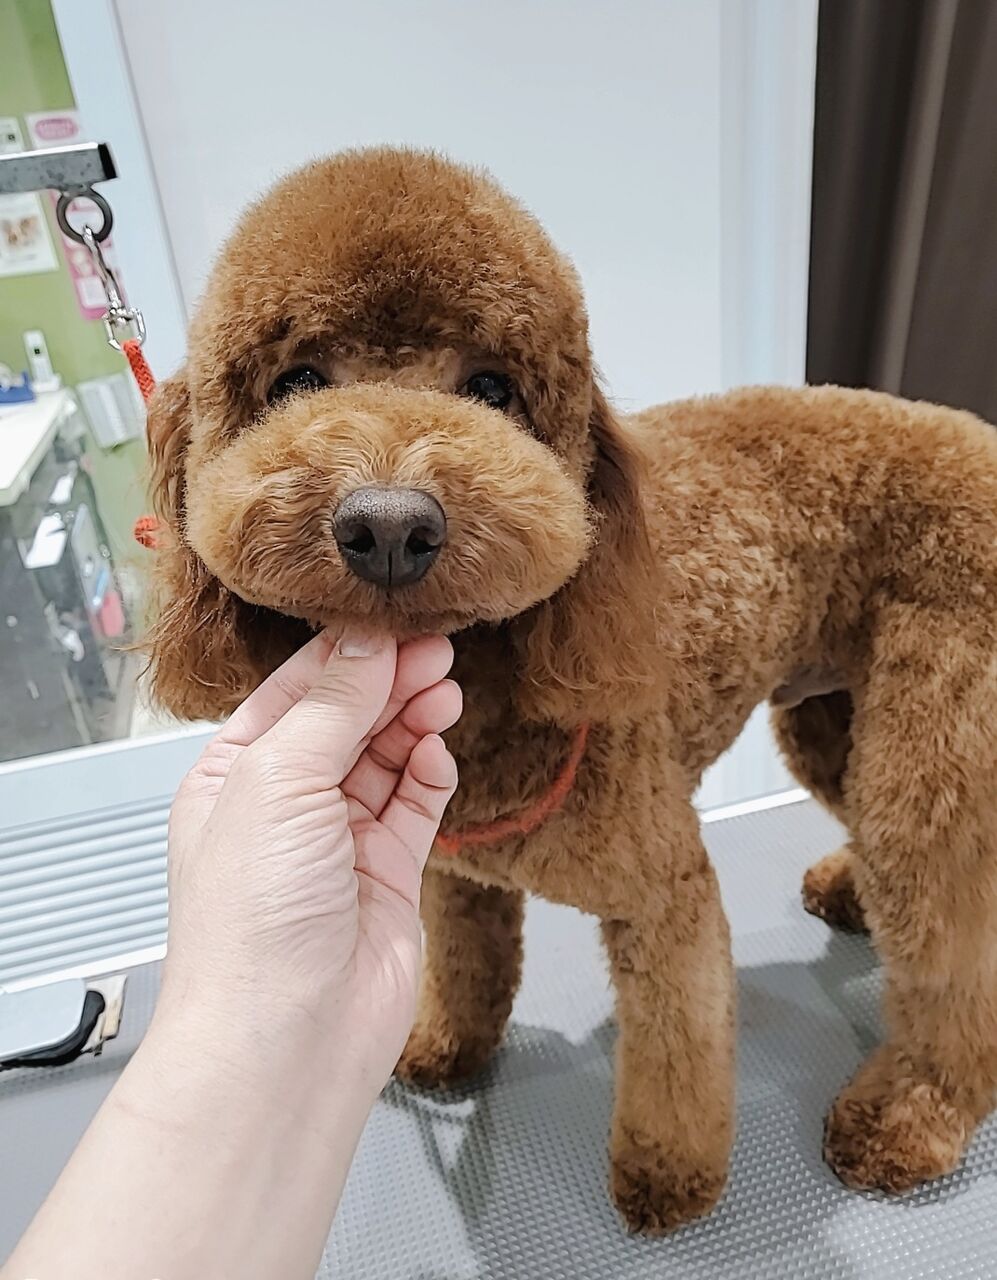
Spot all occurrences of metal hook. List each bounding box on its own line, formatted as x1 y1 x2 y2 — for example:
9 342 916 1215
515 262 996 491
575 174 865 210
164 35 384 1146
0 142 147 352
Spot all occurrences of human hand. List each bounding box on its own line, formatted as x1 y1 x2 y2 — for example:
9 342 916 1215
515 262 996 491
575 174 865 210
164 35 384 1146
2 632 461 1280
157 629 461 1094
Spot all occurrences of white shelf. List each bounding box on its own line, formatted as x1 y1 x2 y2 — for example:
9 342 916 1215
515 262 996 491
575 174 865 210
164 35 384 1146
0 389 74 508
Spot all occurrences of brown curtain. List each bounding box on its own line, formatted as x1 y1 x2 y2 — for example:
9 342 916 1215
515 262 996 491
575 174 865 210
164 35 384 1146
808 0 997 423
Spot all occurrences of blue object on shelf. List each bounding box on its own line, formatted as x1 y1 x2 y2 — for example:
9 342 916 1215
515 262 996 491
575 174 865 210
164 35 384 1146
0 372 37 406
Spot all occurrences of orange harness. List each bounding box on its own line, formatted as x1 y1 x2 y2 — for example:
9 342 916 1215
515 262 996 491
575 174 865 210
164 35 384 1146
433 721 589 857
124 341 589 853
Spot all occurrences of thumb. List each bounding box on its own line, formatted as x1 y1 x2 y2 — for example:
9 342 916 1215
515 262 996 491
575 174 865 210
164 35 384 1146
263 628 399 783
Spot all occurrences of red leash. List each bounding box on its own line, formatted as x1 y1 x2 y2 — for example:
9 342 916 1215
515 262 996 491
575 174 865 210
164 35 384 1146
125 338 161 550
124 337 589 852
123 337 157 404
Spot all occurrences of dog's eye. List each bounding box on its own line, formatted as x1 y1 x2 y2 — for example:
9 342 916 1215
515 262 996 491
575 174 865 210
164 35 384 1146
461 371 514 411
267 366 328 404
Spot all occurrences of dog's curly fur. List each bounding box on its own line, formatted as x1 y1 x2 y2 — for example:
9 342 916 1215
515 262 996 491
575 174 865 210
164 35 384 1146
145 148 997 1234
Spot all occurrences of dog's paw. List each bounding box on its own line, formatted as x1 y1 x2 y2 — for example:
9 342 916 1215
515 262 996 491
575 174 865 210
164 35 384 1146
610 1146 726 1236
802 847 868 933
824 1049 971 1193
393 1025 497 1091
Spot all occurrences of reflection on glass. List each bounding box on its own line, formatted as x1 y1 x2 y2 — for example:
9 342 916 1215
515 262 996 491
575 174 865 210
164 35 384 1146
1 0 155 763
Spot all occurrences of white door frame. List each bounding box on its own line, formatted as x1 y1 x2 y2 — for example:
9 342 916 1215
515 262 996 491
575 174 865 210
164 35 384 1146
697 0 819 809
720 0 819 390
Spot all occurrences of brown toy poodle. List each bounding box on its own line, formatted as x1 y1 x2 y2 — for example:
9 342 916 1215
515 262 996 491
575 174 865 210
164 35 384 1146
144 147 997 1235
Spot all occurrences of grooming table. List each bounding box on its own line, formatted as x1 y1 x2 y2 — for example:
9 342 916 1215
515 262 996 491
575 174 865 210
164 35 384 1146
2 797 995 1277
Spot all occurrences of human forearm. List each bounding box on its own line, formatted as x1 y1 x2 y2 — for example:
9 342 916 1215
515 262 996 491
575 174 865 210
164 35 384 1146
3 1003 376 1280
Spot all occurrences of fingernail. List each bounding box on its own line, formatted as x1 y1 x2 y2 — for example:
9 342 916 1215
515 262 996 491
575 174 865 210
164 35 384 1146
338 626 384 658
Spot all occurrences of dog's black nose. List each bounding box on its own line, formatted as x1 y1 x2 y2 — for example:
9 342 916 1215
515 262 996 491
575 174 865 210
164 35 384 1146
333 487 446 587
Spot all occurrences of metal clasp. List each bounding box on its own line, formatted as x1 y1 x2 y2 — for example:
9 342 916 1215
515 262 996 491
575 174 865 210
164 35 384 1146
78 222 146 352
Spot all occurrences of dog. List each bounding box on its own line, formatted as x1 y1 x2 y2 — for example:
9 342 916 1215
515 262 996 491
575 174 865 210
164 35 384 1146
145 147 997 1235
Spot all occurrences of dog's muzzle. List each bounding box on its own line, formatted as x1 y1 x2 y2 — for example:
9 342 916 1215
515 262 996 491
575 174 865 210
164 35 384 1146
333 486 447 587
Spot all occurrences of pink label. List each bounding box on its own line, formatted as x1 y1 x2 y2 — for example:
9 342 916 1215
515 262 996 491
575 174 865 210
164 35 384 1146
32 115 78 143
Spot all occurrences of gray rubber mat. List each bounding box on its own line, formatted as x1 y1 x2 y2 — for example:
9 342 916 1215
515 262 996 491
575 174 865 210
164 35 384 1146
3 798 996 1277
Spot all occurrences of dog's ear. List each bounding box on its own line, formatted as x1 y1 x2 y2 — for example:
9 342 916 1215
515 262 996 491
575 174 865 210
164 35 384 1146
515 386 658 725
143 371 306 720
146 372 192 534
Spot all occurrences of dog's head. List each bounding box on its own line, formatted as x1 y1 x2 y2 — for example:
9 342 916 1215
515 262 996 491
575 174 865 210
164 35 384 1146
146 148 655 724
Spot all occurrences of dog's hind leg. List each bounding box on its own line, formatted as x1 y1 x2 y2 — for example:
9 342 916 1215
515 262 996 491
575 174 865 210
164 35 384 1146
772 691 868 932
395 868 524 1089
601 815 735 1235
801 845 867 932
822 606 997 1192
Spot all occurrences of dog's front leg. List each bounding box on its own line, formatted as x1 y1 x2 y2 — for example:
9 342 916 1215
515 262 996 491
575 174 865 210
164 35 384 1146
395 867 524 1089
600 854 734 1235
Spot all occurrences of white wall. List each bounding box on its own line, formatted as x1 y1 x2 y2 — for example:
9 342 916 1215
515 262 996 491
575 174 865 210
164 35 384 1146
108 0 816 807
113 0 724 408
